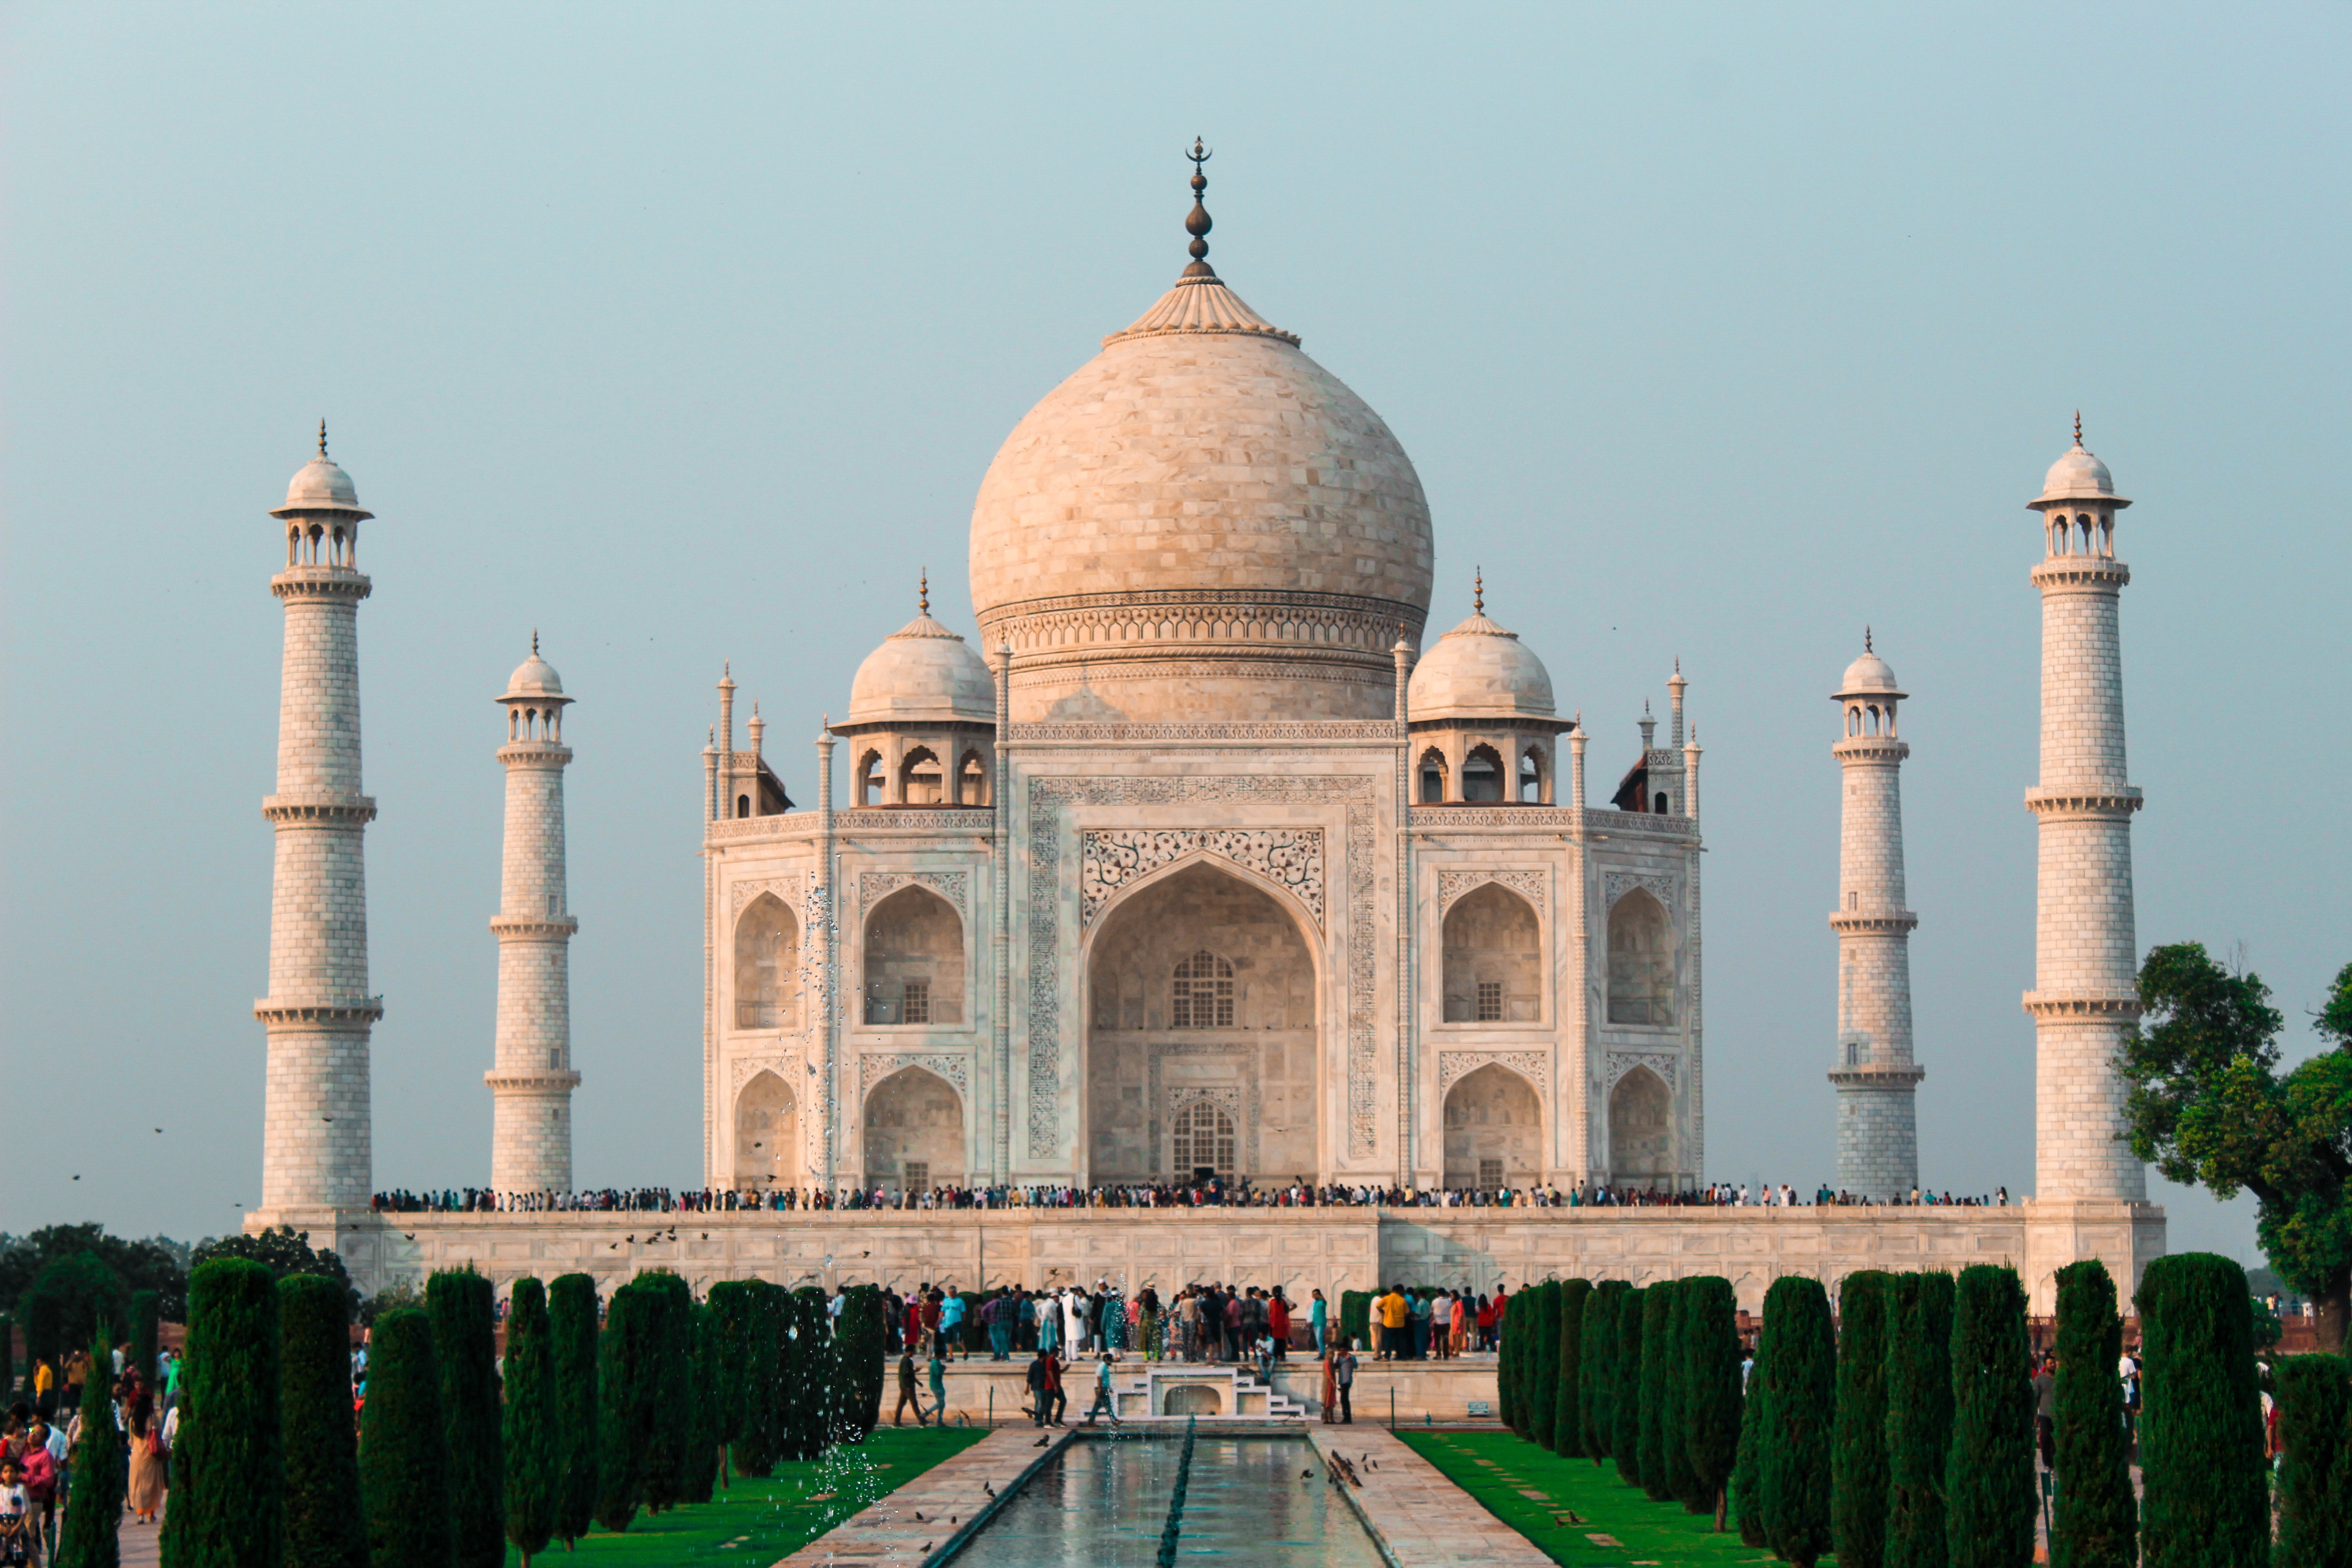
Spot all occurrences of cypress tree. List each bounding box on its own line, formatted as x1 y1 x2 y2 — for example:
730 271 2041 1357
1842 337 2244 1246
426 1269 505 1568
1528 1282 1563 1450
161 1257 285 1568
1497 1287 1521 1434
500 1279 559 1568
1551 1279 1592 1457
1832 1270 1896 1568
790 1287 832 1460
2134 1253 2267 1568
1885 1270 1955 1568
1665 1282 1703 1510
707 1282 755 1482
2273 1352 2352 1568
1946 1265 2034 1568
279 1274 366 1568
1581 1281 1626 1461
1680 1276 1743 1530
546 1274 599 1549
1638 1281 1676 1500
130 1290 161 1392
636 1274 696 1511
594 1281 654 1532
1757 1274 1835 1568
1731 1306 1771 1549
739 1281 786 1476
833 1285 887 1443
2050 1261 2136 1568
55 1330 123 1568
357 1308 453 1568
685 1302 721 1504
1613 1285 1646 1486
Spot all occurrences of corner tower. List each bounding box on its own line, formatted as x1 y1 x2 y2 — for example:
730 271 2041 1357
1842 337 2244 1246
255 425 381 1215
486 636 582 1193
2024 421 2147 1201
1827 632 1924 1200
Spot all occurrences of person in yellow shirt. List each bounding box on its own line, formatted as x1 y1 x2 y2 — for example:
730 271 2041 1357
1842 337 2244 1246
1377 1286 1409 1362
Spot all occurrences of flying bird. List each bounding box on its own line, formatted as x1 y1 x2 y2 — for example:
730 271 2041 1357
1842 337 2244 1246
72 1175 80 1181
981 1482 995 1499
322 1117 333 1123
154 1128 162 1134
402 1233 416 1242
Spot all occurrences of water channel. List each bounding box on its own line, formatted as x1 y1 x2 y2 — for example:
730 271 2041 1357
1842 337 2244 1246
945 1432 1387 1567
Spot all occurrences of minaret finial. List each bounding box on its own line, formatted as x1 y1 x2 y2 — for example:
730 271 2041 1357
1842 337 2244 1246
2073 410 2083 448
1473 568 1484 614
1183 138 1215 277
317 418 328 459
1865 625 1873 653
919 568 930 615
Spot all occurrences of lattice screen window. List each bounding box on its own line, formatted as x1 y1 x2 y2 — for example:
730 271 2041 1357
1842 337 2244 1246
1479 1157 1504 1192
1477 981 1504 1021
903 1161 929 1193
1171 951 1235 1029
902 979 931 1025
1171 1100 1235 1176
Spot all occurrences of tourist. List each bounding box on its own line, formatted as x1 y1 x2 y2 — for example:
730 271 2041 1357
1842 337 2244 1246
15 1425 53 1561
1309 1289 1328 1354
1063 1289 1088 1356
1330 1338 1357 1425
927 1349 949 1424
1024 1348 1054 1427
1016 1287 1038 1353
1138 1288 1161 1362
984 1291 1013 1362
1040 1349 1067 1427
124 1400 167 1524
893 1350 929 1428
1318 1338 1338 1424
1377 1285 1408 1362
1176 1288 1201 1362
940 1290 967 1360
2032 1354 2057 1472
1266 1289 1289 1360
1080 1353 1121 1428
1037 1291 1061 1356
0 1460 32 1568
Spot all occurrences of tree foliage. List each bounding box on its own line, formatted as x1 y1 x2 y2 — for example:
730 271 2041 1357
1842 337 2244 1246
501 1279 559 1567
357 1309 452 1568
1832 1270 1895 1568
1529 1281 1563 1451
707 1282 755 1474
1756 1275 1836 1567
2119 944 2352 1348
1498 1287 1524 1434
1730 1301 1769 1549
2273 1352 2352 1568
426 1270 505 1568
2134 1254 2268 1568
1613 1286 1646 1486
191 1227 357 1320
790 1288 835 1460
1945 1265 2034 1568
279 1274 367 1568
634 1274 697 1511
2050 1261 2136 1568
161 1257 286 1568
1679 1277 1742 1531
595 1282 656 1531
130 1289 161 1389
20 1252 127 1369
55 1331 124 1568
1580 1282 1626 1461
686 1301 722 1504
1884 1271 1955 1568
832 1284 887 1444
1551 1279 1592 1458
0 1225 187 1323
1637 1281 1676 1501
546 1274 600 1549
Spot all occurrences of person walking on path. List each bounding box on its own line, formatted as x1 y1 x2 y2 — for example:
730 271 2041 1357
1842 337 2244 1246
1080 1353 1121 1428
892 1350 931 1428
926 1350 948 1424
1331 1339 1357 1425
1025 1349 1053 1427
985 1292 1013 1362
1041 1350 1067 1427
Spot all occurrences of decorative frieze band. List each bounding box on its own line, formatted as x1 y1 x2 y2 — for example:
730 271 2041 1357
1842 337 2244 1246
1603 872 1677 911
1079 829 1325 929
1605 1050 1679 1093
728 1054 796 1099
730 877 808 914
859 1051 970 1097
1436 869 1547 915
1436 1050 1549 1096
858 870 970 917
1013 720 1401 745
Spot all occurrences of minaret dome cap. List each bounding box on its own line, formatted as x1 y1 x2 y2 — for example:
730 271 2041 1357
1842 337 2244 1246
271 429 373 520
500 635 569 706
2031 433 2131 511
1836 648 1903 699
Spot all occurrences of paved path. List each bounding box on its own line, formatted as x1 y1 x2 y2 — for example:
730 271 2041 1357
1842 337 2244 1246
1307 1425 1554 1567
772 1423 1077 1567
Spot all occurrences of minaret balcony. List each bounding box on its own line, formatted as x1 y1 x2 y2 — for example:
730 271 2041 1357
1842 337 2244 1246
490 914 580 940
498 740 573 766
2029 556 2130 592
2024 786 2141 819
1831 736 1910 764
263 794 377 826
484 1067 582 1092
1828 910 1917 936
2021 990 2142 1020
270 567 373 602
254 996 385 1026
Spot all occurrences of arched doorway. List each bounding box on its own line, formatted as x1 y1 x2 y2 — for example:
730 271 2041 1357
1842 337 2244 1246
863 886 964 1026
1607 890 1674 1025
733 1071 799 1188
1442 1063 1542 1191
1608 1067 1673 1187
861 1066 965 1194
734 894 800 1030
1441 883 1540 1023
1085 861 1318 1184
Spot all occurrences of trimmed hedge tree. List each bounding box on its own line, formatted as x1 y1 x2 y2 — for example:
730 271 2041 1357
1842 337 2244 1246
358 1308 453 1568
427 1270 505 1568
2135 1253 2268 1568
687 1302 722 1504
1832 1270 1896 1568
637 1274 697 1511
55 1330 123 1568
501 1279 559 1568
1529 1281 1563 1450
547 1274 600 1549
1637 1282 1676 1500
1613 1286 1646 1486
1731 1304 1770 1549
1498 1287 1524 1434
1551 1279 1592 1457
1946 1265 2034 1568
1679 1276 1742 1531
2051 1261 2136 1568
161 1257 285 1568
833 1284 887 1444
1885 1270 1956 1568
1580 1282 1625 1462
280 1274 367 1568
594 1281 655 1532
130 1289 161 1392
790 1287 834 1461
1757 1274 1835 1568
2273 1352 2352 1568
1662 1282 1701 1511
707 1282 755 1483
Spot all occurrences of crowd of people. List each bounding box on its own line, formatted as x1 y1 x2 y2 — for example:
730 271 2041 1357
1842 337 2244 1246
372 1177 2019 1215
1 1340 180 1563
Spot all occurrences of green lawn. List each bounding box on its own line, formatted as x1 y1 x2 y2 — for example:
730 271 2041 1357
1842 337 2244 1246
503 1426 990 1564
1399 1431 1818 1567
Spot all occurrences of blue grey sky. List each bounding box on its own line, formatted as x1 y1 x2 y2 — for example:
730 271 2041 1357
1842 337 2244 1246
3 4 2344 1259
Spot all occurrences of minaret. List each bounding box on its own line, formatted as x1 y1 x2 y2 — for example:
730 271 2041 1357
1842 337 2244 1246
1827 631 1924 1200
485 635 582 1194
255 424 381 1215
2024 420 2146 1202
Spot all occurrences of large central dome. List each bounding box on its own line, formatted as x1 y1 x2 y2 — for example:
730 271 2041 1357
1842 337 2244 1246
970 172 1433 723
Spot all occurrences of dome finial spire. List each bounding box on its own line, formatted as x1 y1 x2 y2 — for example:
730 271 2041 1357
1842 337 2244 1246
532 627 539 656
1473 567 1484 614
1183 138 1215 278
317 418 328 459
919 568 929 616
1865 624 1873 653
2073 410 2083 449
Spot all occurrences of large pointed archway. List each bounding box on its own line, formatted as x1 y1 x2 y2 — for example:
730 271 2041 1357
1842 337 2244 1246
861 1065 965 1194
1084 860 1319 1184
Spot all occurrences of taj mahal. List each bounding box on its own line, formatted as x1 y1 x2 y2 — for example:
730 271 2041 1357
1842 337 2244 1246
243 153 2164 1313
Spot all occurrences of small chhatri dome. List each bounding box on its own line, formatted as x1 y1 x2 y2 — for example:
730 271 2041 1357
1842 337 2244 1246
504 631 566 701
846 581 995 725
271 419 373 519
2033 413 2131 509
1837 629 1904 699
1407 579 1557 720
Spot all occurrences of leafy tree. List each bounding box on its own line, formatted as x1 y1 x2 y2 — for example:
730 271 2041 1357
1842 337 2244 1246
594 1282 656 1530
0 1225 188 1323
1885 1271 1955 1568
686 1301 722 1504
791 1287 835 1460
1528 1281 1562 1450
1946 1265 2034 1568
501 1279 559 1568
706 1282 754 1482
0 1310 13 1398
546 1274 599 1549
162 1258 287 1568
1637 1282 1676 1500
1580 1281 1625 1462
636 1274 696 1509
1757 1274 1835 1568
2273 1352 2352 1568
1613 1286 1646 1486
833 1284 887 1443
130 1290 161 1389
358 1309 453 1568
280 1274 367 1568
2134 1254 2268 1568
2118 945 2352 1349
20 1252 127 1366
2049 1261 2135 1568
1551 1279 1591 1457
192 1228 359 1321
1832 1270 1896 1568
55 1330 124 1568
1662 1282 1702 1511
1679 1276 1743 1531
426 1270 505 1567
